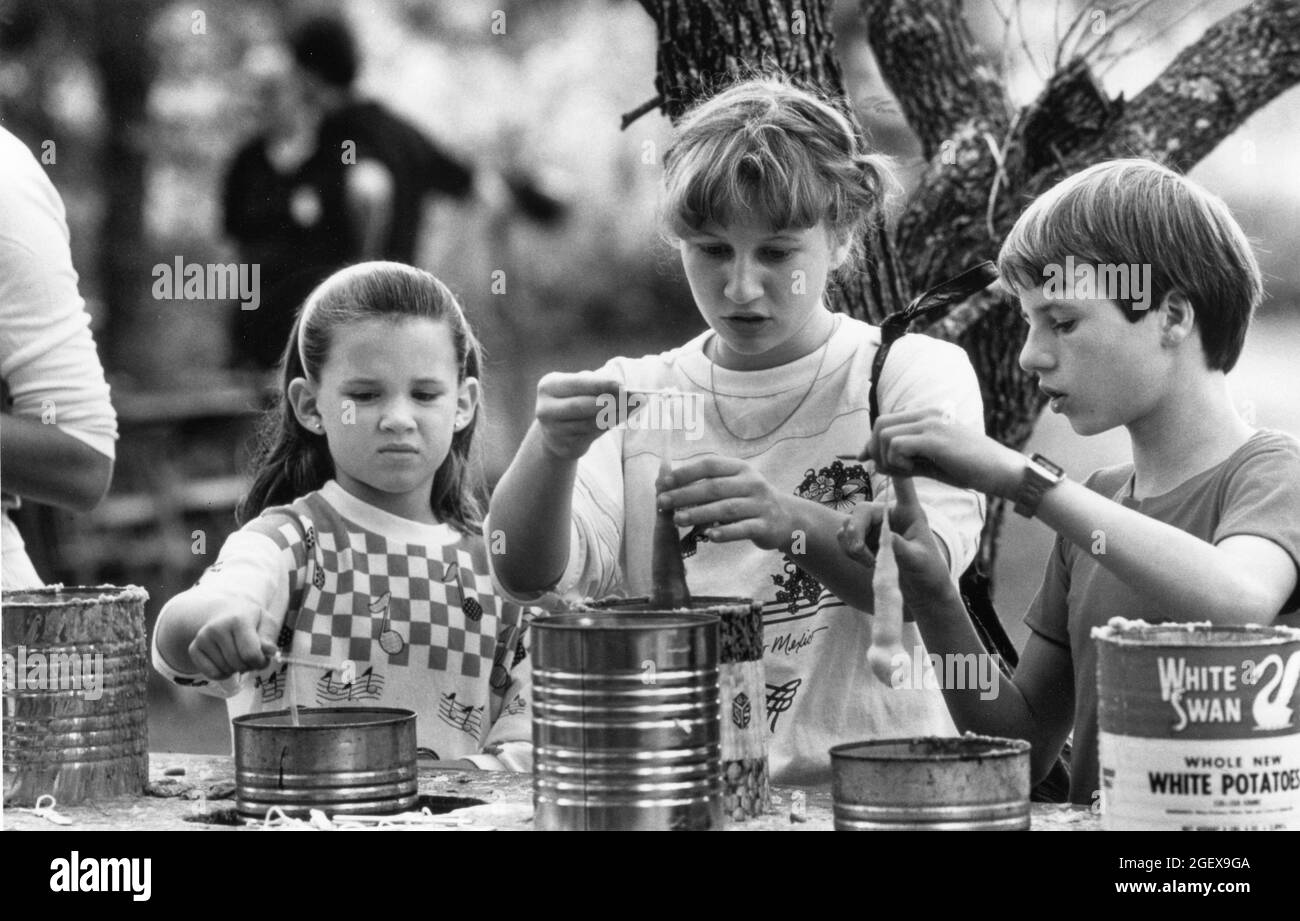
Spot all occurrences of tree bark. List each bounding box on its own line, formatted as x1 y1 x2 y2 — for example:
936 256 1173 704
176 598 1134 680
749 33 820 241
636 0 845 118
93 0 158 372
1083 0 1300 174
860 0 1008 158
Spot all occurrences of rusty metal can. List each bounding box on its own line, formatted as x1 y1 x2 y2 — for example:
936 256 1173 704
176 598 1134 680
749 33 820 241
531 610 721 830
3 585 150 806
830 735 1031 830
233 707 418 817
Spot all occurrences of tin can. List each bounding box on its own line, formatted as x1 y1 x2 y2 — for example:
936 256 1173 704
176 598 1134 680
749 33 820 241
2 585 150 805
588 597 769 821
233 707 418 817
532 610 721 830
1095 619 1300 830
830 735 1031 830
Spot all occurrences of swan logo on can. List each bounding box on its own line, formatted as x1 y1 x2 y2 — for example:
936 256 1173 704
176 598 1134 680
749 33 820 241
1243 652 1300 730
1157 650 1300 732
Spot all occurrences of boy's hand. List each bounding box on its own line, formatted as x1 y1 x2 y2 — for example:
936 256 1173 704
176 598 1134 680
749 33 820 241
187 600 277 680
534 372 638 460
656 456 796 551
862 408 1022 498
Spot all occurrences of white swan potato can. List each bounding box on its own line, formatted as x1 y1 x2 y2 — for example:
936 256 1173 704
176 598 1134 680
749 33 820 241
1094 618 1300 830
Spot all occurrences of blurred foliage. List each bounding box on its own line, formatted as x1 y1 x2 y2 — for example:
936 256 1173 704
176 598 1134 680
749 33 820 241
0 0 700 391
5 0 1292 387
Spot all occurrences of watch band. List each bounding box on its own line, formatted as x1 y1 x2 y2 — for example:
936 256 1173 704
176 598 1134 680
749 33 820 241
1013 453 1066 518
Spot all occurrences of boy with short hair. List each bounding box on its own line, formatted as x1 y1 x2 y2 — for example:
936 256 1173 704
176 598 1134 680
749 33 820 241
840 158 1300 805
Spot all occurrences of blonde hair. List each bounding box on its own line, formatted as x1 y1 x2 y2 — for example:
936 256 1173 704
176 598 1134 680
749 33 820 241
998 159 1262 372
661 78 894 270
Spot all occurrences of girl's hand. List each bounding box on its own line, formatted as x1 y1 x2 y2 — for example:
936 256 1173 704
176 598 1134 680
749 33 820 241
534 371 635 460
862 408 1022 498
657 456 796 551
187 600 277 681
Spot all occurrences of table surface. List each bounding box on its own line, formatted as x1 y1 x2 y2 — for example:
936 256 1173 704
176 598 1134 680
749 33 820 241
3 753 1099 831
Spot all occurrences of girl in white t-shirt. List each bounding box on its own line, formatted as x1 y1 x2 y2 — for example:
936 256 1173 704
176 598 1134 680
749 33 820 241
488 79 985 784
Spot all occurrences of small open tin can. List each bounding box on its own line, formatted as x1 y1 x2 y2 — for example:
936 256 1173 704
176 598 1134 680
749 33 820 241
830 735 1031 831
233 707 418 818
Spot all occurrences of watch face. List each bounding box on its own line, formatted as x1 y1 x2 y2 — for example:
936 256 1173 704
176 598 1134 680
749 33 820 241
1030 453 1066 478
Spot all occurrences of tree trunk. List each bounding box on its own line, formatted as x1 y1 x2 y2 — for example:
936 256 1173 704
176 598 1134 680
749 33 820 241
93 0 157 372
637 0 1300 583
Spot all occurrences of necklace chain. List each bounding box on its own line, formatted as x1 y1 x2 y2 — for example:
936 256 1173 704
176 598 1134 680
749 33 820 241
707 316 839 443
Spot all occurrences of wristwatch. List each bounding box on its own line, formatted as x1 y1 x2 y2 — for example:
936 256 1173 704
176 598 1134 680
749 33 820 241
1013 453 1066 518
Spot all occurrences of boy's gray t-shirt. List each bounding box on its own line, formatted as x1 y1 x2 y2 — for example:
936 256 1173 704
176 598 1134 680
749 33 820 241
1025 429 1300 805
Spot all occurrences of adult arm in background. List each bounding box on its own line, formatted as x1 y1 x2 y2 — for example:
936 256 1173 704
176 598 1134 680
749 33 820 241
343 157 512 260
345 159 396 261
0 412 112 512
0 129 117 515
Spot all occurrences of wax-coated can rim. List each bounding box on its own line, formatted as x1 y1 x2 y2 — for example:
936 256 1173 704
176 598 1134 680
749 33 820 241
584 596 761 614
829 734 1031 763
533 611 721 632
1095 622 1300 647
1 584 151 609
232 706 417 731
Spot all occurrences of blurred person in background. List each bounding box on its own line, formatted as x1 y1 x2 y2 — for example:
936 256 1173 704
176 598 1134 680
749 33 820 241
0 125 118 588
222 14 484 372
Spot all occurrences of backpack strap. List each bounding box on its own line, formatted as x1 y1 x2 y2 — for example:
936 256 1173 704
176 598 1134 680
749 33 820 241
866 259 1023 672
868 260 998 427
864 264 1073 799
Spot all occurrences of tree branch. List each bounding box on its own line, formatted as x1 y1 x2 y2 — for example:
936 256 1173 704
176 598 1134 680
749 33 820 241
889 0 1299 322
859 0 1010 158
620 95 664 130
894 120 1008 294
1082 0 1300 172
